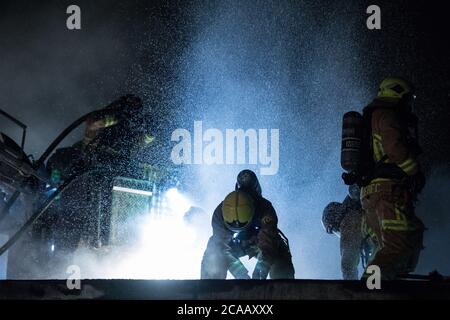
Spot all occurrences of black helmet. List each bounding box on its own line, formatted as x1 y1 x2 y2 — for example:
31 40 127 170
322 202 345 234
235 169 262 197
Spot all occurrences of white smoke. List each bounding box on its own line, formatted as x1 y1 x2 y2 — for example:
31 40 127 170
63 188 211 279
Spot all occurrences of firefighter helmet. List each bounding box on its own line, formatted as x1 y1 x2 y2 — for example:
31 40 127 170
377 77 414 99
322 202 346 234
235 169 262 197
222 190 255 232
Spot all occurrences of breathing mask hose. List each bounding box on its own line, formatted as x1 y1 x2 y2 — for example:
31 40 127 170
1 109 118 225
36 108 124 169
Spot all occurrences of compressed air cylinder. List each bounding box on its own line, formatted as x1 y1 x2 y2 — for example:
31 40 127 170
341 111 364 172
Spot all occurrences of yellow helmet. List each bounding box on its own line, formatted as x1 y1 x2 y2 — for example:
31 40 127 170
377 77 413 99
222 190 255 232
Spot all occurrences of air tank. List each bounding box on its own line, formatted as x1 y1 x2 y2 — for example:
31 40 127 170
341 111 364 172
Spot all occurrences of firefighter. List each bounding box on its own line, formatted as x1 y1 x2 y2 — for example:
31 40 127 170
45 94 149 180
360 77 425 280
81 94 152 170
201 169 295 280
322 185 375 280
44 95 155 252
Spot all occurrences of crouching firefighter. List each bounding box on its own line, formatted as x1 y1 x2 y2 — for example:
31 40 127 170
341 77 425 280
201 170 295 279
322 184 375 280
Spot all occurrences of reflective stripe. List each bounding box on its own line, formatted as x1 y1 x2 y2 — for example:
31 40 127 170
362 221 376 238
382 218 409 231
370 178 391 184
104 116 118 127
144 134 156 144
381 223 409 231
381 204 416 231
361 181 391 198
370 131 417 180
398 157 418 175
372 134 384 162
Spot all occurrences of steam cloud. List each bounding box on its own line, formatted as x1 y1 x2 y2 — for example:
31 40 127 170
0 1 448 279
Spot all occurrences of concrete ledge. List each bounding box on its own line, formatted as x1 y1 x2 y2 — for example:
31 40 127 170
0 279 449 300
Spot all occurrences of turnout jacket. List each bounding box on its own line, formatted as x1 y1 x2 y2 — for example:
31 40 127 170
210 196 280 269
364 98 420 180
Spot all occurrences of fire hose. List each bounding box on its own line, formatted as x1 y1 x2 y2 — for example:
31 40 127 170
0 107 120 225
0 169 107 256
0 96 143 256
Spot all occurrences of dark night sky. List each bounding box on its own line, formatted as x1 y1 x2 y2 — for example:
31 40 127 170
0 0 449 278
0 0 449 166
359 1 450 171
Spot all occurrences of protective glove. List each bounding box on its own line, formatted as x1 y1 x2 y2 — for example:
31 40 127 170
229 260 250 280
252 260 271 280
